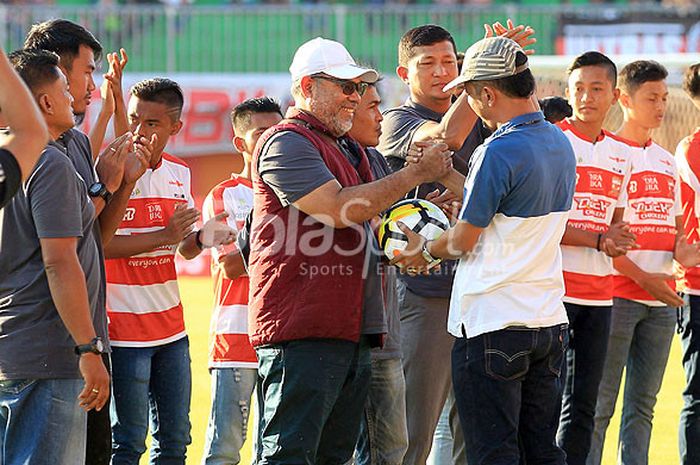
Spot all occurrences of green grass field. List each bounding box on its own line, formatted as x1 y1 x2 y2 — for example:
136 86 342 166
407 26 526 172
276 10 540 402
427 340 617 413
138 276 685 464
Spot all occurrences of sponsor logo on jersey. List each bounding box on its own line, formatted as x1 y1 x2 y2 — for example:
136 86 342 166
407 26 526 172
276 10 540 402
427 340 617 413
630 200 673 220
573 197 612 219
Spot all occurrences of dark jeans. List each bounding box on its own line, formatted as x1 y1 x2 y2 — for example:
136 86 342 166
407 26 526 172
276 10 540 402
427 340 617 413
681 294 700 465
86 353 112 465
452 325 568 465
557 303 611 465
255 337 371 464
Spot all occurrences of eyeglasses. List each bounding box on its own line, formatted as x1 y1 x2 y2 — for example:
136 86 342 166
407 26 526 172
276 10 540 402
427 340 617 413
313 75 368 96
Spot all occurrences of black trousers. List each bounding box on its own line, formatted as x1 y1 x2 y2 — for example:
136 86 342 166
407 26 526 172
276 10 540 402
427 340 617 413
86 353 112 465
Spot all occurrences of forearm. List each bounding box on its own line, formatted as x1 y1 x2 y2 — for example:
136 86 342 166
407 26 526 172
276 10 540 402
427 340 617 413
333 165 424 226
439 169 465 197
104 231 170 259
178 232 201 260
561 225 599 248
44 255 97 345
426 227 465 260
89 111 112 160
414 93 477 150
221 251 247 279
613 255 647 282
113 99 129 138
99 182 134 245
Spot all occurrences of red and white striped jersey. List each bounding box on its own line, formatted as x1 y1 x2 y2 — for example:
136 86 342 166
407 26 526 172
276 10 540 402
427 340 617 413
613 137 681 306
106 153 195 347
202 175 256 369
557 120 632 306
676 128 700 294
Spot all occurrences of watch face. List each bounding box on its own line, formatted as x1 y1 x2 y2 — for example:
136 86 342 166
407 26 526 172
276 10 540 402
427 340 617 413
95 339 104 353
89 183 104 196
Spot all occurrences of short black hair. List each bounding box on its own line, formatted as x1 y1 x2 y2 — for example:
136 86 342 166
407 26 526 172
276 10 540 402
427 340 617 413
618 60 668 95
539 96 573 124
567 51 617 88
470 52 535 99
24 19 102 71
683 63 700 100
8 48 62 95
398 25 457 67
130 78 184 120
230 97 283 133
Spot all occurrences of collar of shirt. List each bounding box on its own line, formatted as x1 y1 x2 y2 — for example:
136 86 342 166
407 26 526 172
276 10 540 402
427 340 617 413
404 98 444 122
490 111 544 140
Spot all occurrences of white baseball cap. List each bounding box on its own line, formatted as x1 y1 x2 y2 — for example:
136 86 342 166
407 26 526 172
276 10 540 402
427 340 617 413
289 37 378 83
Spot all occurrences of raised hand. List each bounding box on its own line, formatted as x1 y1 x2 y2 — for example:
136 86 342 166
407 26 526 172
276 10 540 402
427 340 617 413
675 236 700 269
162 203 200 245
103 49 128 110
426 188 462 223
484 19 536 55
123 134 156 185
409 140 453 183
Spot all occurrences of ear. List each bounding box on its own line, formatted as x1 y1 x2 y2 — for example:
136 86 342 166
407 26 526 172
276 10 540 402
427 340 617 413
564 86 570 100
37 94 53 115
611 87 621 105
170 120 184 136
233 135 246 154
618 91 630 109
396 65 409 84
483 86 496 107
300 76 314 99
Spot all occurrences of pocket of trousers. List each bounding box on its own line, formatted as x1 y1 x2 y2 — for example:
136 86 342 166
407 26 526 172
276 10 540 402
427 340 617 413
484 329 534 381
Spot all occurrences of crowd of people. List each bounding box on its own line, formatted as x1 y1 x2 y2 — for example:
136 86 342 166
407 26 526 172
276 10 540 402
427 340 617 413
1 14 700 465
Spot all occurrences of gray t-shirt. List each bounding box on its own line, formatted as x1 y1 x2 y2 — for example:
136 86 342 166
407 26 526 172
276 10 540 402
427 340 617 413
377 98 490 298
0 144 100 380
258 131 386 336
366 147 400 360
57 129 110 351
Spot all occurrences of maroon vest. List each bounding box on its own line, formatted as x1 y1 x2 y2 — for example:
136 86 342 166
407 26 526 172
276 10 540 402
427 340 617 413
248 109 374 347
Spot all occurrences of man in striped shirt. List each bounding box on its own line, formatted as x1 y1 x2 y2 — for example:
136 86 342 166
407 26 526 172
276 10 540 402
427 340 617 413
104 78 234 464
589 61 700 465
201 97 283 465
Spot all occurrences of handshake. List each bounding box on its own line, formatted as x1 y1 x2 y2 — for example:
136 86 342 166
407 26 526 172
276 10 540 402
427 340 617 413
404 139 455 185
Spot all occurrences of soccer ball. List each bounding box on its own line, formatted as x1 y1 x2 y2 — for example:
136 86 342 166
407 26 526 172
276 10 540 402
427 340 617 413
378 198 450 260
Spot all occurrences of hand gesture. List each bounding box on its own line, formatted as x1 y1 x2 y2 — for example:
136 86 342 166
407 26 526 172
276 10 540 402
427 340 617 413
675 235 700 269
199 212 237 248
98 76 115 117
77 354 110 412
390 222 430 276
102 49 128 112
426 188 462 223
123 134 156 185
600 222 636 257
484 19 536 55
95 133 132 193
637 272 683 307
162 203 200 245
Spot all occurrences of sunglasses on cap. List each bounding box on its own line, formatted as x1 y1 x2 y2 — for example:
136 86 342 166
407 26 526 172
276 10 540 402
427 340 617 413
313 75 368 96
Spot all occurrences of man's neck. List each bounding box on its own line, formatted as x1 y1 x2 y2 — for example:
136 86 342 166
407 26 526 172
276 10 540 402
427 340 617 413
569 117 604 142
239 159 252 181
494 99 539 129
616 120 652 146
48 125 68 142
410 93 451 115
149 150 164 170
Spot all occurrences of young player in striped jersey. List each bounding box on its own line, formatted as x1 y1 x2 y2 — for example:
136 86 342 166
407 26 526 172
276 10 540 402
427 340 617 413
201 97 282 464
104 78 234 464
555 52 636 465
675 63 700 465
589 61 700 465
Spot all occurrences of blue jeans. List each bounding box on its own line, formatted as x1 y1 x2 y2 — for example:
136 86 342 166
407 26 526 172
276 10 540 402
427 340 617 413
0 378 86 465
587 298 675 465
680 294 700 465
256 337 371 464
356 357 408 465
110 336 192 465
557 303 611 465
452 325 568 465
202 367 259 465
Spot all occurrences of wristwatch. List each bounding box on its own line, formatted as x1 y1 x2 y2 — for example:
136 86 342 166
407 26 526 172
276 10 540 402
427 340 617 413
88 182 113 205
421 241 442 269
74 337 105 356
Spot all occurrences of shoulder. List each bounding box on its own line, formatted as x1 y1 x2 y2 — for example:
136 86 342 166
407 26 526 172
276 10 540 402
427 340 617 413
161 152 190 170
381 105 427 125
266 130 316 149
25 146 76 190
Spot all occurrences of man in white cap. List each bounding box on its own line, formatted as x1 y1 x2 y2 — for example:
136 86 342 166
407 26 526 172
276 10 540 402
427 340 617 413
394 37 576 465
247 37 452 463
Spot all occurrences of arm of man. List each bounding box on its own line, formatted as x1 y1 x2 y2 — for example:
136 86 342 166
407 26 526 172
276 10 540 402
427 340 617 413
412 93 478 151
202 188 247 279
0 49 48 181
613 255 683 307
261 132 450 229
29 150 109 411
41 237 110 411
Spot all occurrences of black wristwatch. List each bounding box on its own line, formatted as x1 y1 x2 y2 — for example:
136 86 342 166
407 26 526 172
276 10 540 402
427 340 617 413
88 182 113 205
74 337 105 356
